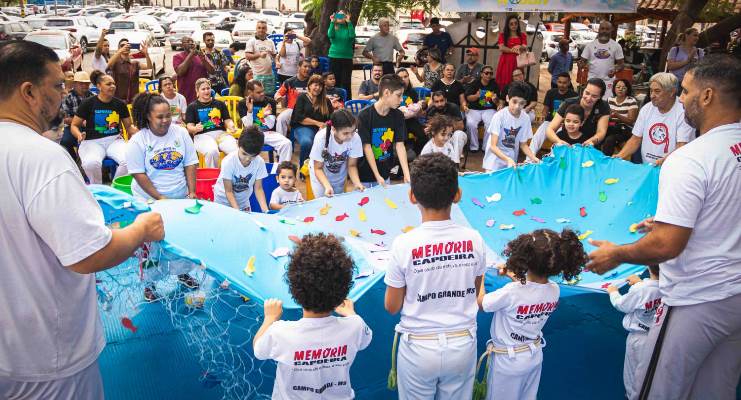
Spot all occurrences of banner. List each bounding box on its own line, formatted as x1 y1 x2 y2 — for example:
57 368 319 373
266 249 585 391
440 0 637 13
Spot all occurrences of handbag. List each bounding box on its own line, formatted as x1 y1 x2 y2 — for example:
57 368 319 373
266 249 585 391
516 51 536 68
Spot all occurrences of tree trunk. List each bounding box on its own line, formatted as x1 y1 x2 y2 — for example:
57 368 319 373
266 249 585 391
347 0 363 26
308 0 340 56
696 13 741 48
659 0 709 71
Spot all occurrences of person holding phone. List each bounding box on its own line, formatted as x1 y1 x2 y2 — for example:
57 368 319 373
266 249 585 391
92 28 110 72
107 38 152 104
276 26 311 85
173 36 215 103
328 10 355 101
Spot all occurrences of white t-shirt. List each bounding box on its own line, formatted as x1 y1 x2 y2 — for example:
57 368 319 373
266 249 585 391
92 53 108 72
246 37 277 76
632 100 694 163
420 139 458 164
653 122 741 306
582 39 624 81
0 122 111 380
277 40 302 77
483 108 533 171
163 92 188 124
309 127 363 193
126 124 198 200
213 152 268 210
609 279 662 333
270 186 304 207
254 315 372 400
384 220 486 334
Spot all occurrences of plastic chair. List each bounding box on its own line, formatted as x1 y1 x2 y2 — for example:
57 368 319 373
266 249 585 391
335 87 347 103
267 34 284 47
344 99 372 116
101 158 118 183
89 87 99 95
262 144 275 163
210 89 216 98
414 87 432 103
361 64 372 81
121 104 133 141
220 88 230 96
249 162 278 212
144 80 159 93
318 56 330 73
138 78 150 93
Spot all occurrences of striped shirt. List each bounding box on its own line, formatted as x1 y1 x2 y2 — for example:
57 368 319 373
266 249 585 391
608 96 639 125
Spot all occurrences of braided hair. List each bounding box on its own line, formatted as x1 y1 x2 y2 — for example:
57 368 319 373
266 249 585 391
131 92 170 130
503 229 587 284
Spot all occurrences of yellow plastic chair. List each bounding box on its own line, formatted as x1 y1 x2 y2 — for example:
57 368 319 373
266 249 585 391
121 104 134 141
197 151 227 168
300 160 315 200
138 78 150 94
215 95 244 138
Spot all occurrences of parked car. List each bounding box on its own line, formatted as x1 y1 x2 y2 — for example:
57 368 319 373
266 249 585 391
176 12 211 24
23 17 47 31
25 30 83 72
541 31 578 61
208 14 238 31
194 28 233 51
256 9 283 28
43 16 102 51
0 20 32 40
107 30 166 78
231 19 276 43
544 23 564 32
570 30 597 55
396 29 428 66
288 12 305 19
281 18 306 36
168 20 203 50
86 16 110 30
126 14 166 43
353 34 372 68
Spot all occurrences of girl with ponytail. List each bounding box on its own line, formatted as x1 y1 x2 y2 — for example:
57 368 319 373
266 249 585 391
308 109 365 197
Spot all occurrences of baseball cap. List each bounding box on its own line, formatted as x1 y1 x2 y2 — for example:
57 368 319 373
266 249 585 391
466 48 479 55
73 71 91 83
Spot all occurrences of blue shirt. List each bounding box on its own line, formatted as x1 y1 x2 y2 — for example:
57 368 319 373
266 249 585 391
548 51 573 84
423 32 453 62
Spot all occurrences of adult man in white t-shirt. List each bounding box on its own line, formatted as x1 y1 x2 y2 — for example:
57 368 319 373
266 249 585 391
580 21 624 100
0 41 164 399
245 20 277 96
615 72 694 165
587 55 741 400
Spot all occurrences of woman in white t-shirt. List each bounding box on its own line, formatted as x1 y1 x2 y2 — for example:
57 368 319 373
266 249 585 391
309 109 365 197
478 229 587 400
275 27 310 85
126 92 198 200
158 76 188 125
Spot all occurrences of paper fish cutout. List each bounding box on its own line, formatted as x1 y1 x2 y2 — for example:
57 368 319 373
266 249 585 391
371 229 386 235
486 193 502 202
530 197 542 205
564 276 582 285
578 230 593 240
355 270 374 279
627 201 634 206
499 224 515 230
185 200 203 214
629 223 639 233
513 209 527 216
279 218 296 225
401 226 414 233
485 219 495 227
604 178 620 185
384 198 398 209
319 203 331 215
121 317 138 334
303 216 314 223
601 282 611 289
243 256 256 277
581 160 594 168
559 157 566 170
599 191 607 202
122 201 132 208
288 235 301 244
556 218 571 223
358 197 369 207
270 247 290 258
349 229 360 237
146 199 155 204
531 217 546 223
471 197 485 208
335 213 350 222
358 209 367 222
580 207 587 217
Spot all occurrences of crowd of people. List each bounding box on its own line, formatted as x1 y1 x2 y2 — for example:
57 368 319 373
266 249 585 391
1 10 740 400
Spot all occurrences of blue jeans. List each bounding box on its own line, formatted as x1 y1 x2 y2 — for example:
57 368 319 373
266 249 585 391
291 126 317 167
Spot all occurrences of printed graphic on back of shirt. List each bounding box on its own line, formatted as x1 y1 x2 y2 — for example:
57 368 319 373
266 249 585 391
198 107 222 130
371 127 394 161
291 343 353 394
500 125 521 148
94 109 120 135
149 145 183 170
478 90 495 108
252 104 273 130
232 173 253 192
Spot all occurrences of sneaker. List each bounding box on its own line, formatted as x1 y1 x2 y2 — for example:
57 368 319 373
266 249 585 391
178 274 199 289
144 286 160 302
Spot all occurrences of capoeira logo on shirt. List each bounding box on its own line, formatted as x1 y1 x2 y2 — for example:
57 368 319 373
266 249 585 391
293 345 348 366
516 301 558 321
501 126 521 148
648 122 670 153
232 173 253 193
197 107 222 130
730 141 741 163
594 48 611 59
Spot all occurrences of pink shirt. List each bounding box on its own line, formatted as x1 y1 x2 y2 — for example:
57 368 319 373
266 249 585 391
173 51 208 103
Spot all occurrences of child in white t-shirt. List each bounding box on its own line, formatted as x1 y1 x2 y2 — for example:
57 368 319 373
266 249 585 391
420 114 458 164
213 126 269 212
269 161 304 210
483 82 539 172
254 233 372 399
309 109 365 198
607 265 662 399
384 153 486 399
477 228 587 400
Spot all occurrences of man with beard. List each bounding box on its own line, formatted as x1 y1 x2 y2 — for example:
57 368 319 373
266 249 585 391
357 63 383 100
173 36 215 103
587 55 741 400
202 31 229 93
580 21 624 100
245 20 278 96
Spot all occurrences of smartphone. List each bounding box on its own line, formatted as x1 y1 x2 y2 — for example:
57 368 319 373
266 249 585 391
287 33 297 40
129 42 140 50
335 12 345 19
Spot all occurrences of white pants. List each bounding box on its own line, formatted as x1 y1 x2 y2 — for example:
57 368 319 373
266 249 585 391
486 346 543 400
397 331 476 400
79 135 128 184
263 130 293 162
452 129 468 161
194 130 238 168
0 359 104 400
465 109 495 151
276 108 293 137
529 121 551 155
624 331 649 400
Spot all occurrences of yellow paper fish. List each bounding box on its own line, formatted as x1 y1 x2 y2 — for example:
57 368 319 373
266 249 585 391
604 178 620 185
401 226 414 233
243 256 256 277
581 160 594 168
384 198 398 209
629 223 639 233
578 230 593 240
349 229 360 237
319 203 331 215
358 208 367 222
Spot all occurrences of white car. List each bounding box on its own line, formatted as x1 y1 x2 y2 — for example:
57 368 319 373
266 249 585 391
42 16 102 51
23 16 47 31
255 9 283 28
396 29 430 66
126 14 166 43
176 12 211 24
25 30 83 72
107 31 165 78
194 28 233 51
541 31 578 61
281 18 306 36
569 30 598 55
288 12 305 20
86 16 110 30
168 20 203 50
231 19 276 43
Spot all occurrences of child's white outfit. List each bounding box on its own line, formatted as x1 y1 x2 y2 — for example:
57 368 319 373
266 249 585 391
385 220 486 400
270 186 304 208
481 280 560 400
253 314 372 399
212 152 267 211
125 125 199 200
420 139 458 164
309 127 363 198
608 279 662 399
482 108 533 172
